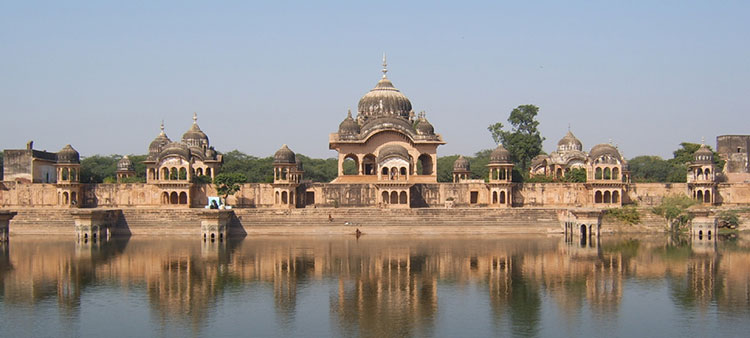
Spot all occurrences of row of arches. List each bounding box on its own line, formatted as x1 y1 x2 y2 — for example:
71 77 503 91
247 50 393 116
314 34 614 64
161 191 188 205
692 189 713 204
274 167 301 183
593 166 620 180
275 190 297 206
691 167 713 181
490 190 510 205
382 166 408 181
148 167 213 181
57 167 79 182
341 153 434 176
58 191 78 206
489 167 512 182
594 189 621 204
382 190 408 205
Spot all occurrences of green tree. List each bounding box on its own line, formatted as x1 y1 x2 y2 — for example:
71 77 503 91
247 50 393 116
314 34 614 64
214 172 247 202
220 150 274 183
629 156 673 182
487 104 544 171
561 168 587 183
80 155 120 183
652 195 696 232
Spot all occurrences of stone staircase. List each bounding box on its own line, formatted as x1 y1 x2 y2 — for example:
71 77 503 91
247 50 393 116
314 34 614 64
7 208 75 234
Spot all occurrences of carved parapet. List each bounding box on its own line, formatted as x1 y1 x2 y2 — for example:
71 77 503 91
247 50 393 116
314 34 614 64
70 209 120 241
199 210 233 241
0 211 17 242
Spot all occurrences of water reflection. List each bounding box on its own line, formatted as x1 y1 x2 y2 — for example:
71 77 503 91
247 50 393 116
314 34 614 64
1 234 749 337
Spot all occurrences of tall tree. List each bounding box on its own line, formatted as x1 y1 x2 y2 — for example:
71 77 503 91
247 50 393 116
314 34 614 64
487 104 545 170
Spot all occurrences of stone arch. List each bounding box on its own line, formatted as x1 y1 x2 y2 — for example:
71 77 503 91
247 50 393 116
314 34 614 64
275 191 280 204
612 190 620 204
417 154 433 175
62 191 69 205
499 191 506 204
62 168 69 180
149 168 156 180
492 191 498 204
390 191 398 204
179 192 187 204
556 168 563 178
170 192 178 204
595 190 603 203
170 167 178 180
696 190 704 202
161 192 169 204
161 167 169 180
281 191 288 204
399 191 407 204
71 192 77 204
704 168 711 180
343 154 359 175
595 167 603 179
206 168 212 177
381 167 388 176
612 167 619 180
604 190 612 203
382 191 389 204
363 154 376 175
196 168 203 176
400 167 407 176
604 167 612 180
580 224 587 237
179 167 187 180
704 190 711 203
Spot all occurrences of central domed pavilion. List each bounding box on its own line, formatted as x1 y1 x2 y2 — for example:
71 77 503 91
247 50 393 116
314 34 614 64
329 56 445 186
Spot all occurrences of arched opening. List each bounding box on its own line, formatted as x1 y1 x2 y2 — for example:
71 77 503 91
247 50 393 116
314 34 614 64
179 192 187 204
612 167 619 180
556 168 563 178
492 169 499 180
206 168 212 177
71 192 77 205
149 168 156 180
363 154 376 175
604 167 612 180
196 168 203 176
161 192 169 204
612 190 620 204
696 190 703 202
400 167 407 176
604 190 612 203
580 224 587 237
697 168 703 178
399 191 407 204
390 191 398 204
170 167 178 180
499 191 506 204
704 190 711 203
71 169 77 181
343 154 358 175
62 192 69 205
595 167 603 179
170 192 178 204
595 191 603 203
281 191 288 204
705 169 711 180
382 191 389 204
179 167 187 180
390 167 398 180
417 154 433 175
281 168 288 180
275 191 280 204
381 167 388 177
62 168 69 180
161 167 169 180
492 191 498 204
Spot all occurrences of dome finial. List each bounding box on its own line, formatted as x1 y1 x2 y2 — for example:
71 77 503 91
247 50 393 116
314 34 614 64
382 53 388 78
193 112 198 124
701 136 705 145
160 120 165 135
347 109 352 118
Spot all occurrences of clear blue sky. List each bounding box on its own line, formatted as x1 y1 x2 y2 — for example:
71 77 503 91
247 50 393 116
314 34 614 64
2 0 748 159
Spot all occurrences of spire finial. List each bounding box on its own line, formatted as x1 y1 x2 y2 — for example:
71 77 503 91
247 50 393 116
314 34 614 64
568 123 571 132
381 53 388 78
701 136 705 145
193 112 198 124
160 120 165 135
347 109 352 118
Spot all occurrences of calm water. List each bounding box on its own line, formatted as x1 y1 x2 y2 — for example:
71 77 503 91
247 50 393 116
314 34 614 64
1 234 749 338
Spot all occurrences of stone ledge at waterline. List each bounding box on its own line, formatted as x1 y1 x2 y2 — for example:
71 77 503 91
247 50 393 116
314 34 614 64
4 207 744 235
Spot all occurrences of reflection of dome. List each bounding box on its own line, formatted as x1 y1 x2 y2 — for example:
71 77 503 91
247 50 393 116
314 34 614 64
377 144 410 163
557 131 583 152
453 155 470 171
57 144 80 164
338 110 360 135
357 57 413 120
589 144 622 162
182 113 209 146
159 142 190 160
273 144 296 164
117 155 134 171
415 114 435 136
490 144 512 164
694 144 713 164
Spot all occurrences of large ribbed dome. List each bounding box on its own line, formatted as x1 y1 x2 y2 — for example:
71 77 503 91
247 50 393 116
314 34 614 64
159 142 190 160
589 144 622 163
274 144 296 164
149 122 171 156
557 130 583 152
489 144 512 164
57 144 80 164
182 113 209 147
357 57 413 120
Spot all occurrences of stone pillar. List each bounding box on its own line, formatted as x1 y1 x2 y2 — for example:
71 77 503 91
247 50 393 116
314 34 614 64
0 211 17 242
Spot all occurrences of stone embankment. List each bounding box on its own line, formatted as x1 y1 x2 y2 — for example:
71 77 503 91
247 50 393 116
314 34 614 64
0 206 688 236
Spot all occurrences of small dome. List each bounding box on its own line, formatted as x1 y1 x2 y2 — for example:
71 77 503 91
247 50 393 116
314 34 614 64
117 155 134 171
182 113 209 147
149 122 171 157
338 110 360 135
557 131 583 152
377 144 410 163
274 144 296 164
453 155 470 171
489 144 512 164
694 144 714 164
414 113 435 136
159 142 190 160
57 144 80 164
589 144 622 163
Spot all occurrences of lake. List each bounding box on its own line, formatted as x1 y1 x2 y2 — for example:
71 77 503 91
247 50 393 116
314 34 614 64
1 234 748 337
